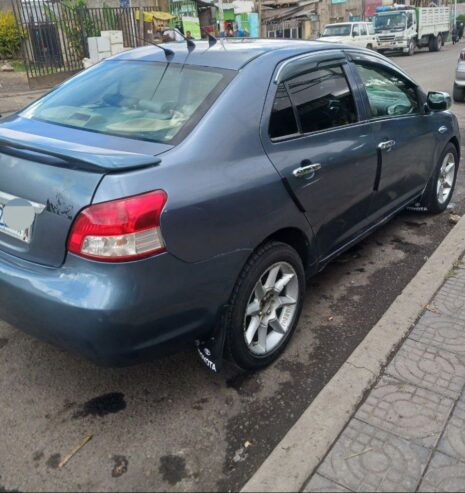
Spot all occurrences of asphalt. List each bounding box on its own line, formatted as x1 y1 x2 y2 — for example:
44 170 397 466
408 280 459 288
0 43 465 492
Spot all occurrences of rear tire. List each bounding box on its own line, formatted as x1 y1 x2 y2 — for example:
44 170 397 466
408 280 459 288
420 143 458 214
453 84 464 102
225 241 305 371
432 34 442 52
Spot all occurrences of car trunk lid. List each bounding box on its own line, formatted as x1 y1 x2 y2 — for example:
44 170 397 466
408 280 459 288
0 122 170 267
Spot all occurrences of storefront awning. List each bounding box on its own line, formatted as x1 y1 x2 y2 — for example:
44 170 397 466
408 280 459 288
135 11 176 22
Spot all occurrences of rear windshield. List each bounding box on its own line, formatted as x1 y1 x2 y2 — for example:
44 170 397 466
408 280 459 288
21 60 235 144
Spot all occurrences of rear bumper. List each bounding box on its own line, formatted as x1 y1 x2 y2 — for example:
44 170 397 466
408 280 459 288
0 249 249 365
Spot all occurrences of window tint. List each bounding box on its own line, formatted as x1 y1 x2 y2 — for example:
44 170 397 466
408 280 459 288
269 83 298 138
354 62 419 118
353 24 360 36
286 66 357 134
360 24 367 35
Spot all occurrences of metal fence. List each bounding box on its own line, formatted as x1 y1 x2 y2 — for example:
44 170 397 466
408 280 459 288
12 0 155 88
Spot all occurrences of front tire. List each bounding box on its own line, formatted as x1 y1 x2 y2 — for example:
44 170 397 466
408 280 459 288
225 241 305 371
407 39 415 56
420 143 458 214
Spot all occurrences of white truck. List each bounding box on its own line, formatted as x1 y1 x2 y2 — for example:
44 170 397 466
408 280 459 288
374 5 450 56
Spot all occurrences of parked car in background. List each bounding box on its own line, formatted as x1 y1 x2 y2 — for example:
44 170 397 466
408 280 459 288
454 48 465 102
318 22 378 49
0 40 460 372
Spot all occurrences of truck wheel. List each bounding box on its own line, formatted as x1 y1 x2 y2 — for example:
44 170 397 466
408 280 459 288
407 39 415 56
225 241 305 371
420 143 458 214
453 84 465 102
433 34 442 52
366 43 373 50
429 36 435 51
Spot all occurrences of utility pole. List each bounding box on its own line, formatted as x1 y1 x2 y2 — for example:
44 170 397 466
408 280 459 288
139 0 144 46
217 0 225 35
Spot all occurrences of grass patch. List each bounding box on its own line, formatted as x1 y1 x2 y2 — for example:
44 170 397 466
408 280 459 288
10 60 26 72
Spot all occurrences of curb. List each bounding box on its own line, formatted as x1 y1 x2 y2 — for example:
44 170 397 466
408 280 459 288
242 213 465 493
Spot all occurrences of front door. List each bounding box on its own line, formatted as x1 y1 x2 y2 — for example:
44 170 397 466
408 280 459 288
262 53 378 259
350 55 436 217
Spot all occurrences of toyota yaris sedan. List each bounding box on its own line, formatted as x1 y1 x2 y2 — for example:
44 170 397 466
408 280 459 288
0 39 460 371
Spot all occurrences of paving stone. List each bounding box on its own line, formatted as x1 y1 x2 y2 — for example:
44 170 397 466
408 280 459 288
317 418 430 492
385 338 465 399
432 276 465 322
354 376 454 448
438 393 465 461
419 452 465 492
303 473 352 492
410 311 465 356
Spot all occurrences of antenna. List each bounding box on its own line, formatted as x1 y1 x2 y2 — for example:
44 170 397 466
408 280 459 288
201 28 218 47
133 35 175 59
173 28 196 51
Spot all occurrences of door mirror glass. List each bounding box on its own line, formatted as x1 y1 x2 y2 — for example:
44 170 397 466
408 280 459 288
427 91 451 111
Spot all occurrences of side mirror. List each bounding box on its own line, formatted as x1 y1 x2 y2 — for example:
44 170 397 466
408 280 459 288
427 91 451 111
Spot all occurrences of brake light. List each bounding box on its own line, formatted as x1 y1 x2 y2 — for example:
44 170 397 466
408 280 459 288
68 190 167 261
460 50 465 60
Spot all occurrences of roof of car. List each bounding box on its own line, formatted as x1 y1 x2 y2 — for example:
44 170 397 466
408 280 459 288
111 38 348 70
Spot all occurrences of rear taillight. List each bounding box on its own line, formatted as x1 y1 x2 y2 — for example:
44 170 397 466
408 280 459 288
460 50 465 60
68 190 167 262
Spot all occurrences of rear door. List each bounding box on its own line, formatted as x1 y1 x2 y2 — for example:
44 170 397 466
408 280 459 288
348 52 435 218
261 51 379 259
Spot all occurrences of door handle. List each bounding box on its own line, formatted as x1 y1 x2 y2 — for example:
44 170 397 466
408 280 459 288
293 162 321 177
378 140 396 151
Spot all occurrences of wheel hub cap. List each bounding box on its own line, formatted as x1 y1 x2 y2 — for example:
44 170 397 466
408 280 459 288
437 152 455 204
243 261 299 356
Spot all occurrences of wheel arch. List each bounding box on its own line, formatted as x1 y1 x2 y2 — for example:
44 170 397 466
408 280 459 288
449 136 461 161
259 227 317 275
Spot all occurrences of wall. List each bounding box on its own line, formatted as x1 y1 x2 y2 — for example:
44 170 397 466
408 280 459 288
318 0 364 30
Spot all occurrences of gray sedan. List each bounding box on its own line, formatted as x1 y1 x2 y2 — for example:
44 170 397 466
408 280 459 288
0 39 460 372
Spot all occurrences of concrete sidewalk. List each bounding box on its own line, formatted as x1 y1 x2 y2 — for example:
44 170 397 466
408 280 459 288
304 263 465 492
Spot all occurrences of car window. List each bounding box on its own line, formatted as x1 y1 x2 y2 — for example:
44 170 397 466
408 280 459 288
354 62 419 118
269 83 298 139
286 66 357 134
322 24 352 37
367 24 375 35
21 61 234 144
360 24 367 36
353 24 360 36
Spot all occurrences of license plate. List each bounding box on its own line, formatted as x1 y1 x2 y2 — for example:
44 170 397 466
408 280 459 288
0 203 32 243
0 192 45 244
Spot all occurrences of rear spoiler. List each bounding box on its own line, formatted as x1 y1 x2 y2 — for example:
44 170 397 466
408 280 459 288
0 128 161 173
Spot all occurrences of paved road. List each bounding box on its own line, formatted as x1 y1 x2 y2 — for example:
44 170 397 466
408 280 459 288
0 43 464 493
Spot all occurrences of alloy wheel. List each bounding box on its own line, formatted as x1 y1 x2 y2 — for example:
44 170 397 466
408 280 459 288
243 261 299 356
437 152 455 204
